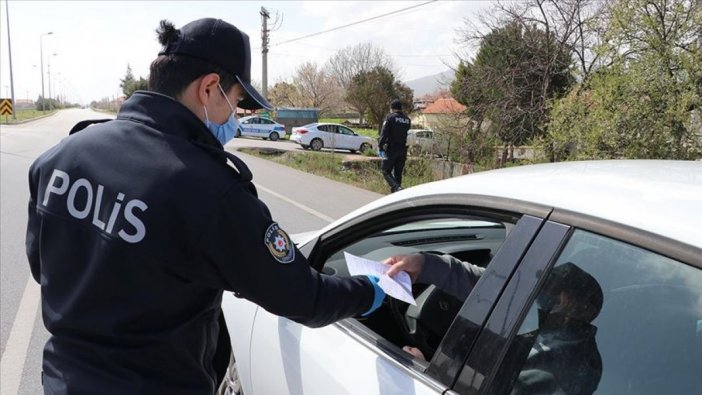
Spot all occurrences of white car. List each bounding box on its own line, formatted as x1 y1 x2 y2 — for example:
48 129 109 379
238 116 286 141
290 123 375 153
407 129 449 157
220 160 702 395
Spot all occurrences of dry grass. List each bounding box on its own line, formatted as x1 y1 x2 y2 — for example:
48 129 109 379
240 148 439 195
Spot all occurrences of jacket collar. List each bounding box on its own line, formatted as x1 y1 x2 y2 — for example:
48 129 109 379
117 90 221 149
117 90 255 187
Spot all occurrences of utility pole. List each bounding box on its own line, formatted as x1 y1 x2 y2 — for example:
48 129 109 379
5 0 16 119
47 53 56 110
260 7 270 101
48 62 52 110
40 32 53 112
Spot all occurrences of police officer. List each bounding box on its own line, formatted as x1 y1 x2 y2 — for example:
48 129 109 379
378 99 411 193
26 18 385 395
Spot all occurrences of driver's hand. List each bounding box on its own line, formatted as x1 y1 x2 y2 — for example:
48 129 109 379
384 254 425 283
402 346 426 361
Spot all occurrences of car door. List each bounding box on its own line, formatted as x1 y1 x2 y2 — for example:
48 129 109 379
258 118 276 138
247 196 550 394
241 117 262 137
316 124 334 148
339 125 359 150
452 213 702 394
325 124 341 148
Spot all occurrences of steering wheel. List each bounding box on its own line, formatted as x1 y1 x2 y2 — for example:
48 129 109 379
389 284 464 359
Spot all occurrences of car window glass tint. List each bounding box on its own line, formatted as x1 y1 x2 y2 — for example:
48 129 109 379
490 229 702 395
317 125 328 132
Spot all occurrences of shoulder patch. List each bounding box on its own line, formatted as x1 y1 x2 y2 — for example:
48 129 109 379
264 223 295 264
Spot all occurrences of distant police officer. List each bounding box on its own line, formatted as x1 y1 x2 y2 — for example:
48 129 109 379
379 99 411 193
26 18 385 395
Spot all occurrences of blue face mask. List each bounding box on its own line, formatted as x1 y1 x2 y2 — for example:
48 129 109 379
204 84 241 145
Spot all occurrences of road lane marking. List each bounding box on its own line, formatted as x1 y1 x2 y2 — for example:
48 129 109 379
255 183 335 223
1 277 41 395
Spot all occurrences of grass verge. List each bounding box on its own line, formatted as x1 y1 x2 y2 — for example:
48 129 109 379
0 109 57 124
240 148 439 195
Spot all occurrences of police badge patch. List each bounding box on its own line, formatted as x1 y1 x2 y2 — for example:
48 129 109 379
264 222 295 264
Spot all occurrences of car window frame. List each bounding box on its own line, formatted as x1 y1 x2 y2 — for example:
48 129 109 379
453 208 702 394
301 194 552 388
340 126 355 135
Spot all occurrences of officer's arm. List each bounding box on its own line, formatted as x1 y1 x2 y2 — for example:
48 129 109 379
379 116 391 148
25 163 41 283
190 182 378 327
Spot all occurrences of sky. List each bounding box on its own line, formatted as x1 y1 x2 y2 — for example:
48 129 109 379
0 0 492 105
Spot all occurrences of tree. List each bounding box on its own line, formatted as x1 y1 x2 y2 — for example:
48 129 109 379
35 95 63 111
291 62 341 116
345 66 413 130
268 81 300 108
326 43 397 120
120 65 148 98
462 0 607 81
547 0 702 160
452 21 575 164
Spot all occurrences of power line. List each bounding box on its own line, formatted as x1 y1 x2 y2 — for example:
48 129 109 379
269 0 438 47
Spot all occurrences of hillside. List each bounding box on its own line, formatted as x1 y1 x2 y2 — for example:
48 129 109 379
405 70 455 97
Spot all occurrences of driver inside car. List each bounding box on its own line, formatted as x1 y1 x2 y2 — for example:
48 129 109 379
385 253 604 395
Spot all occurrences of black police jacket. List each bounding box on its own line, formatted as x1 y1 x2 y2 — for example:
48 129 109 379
379 111 411 151
26 91 376 395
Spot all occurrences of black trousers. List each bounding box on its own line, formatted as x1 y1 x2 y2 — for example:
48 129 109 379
382 148 407 191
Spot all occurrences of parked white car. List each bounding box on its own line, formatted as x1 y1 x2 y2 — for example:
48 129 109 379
407 129 449 157
290 123 375 153
238 116 286 141
219 160 702 395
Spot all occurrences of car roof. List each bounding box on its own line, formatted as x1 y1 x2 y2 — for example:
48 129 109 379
240 115 276 122
335 160 702 249
317 123 351 127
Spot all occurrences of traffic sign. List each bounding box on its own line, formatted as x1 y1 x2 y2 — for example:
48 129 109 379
0 98 13 116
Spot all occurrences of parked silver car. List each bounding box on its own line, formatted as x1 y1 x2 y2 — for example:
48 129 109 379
407 129 449 157
290 123 375 153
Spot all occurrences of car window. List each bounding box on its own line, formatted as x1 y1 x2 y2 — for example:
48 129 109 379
340 126 355 135
320 213 516 374
261 119 274 124
490 229 702 395
317 125 329 132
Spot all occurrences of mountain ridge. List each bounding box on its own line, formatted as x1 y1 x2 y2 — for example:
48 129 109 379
404 70 455 97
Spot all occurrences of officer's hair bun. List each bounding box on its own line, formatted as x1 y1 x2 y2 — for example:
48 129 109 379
156 20 179 45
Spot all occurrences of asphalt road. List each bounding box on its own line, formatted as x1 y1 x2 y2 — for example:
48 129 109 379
0 108 381 395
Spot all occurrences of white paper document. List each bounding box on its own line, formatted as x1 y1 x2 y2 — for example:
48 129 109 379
344 252 416 305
